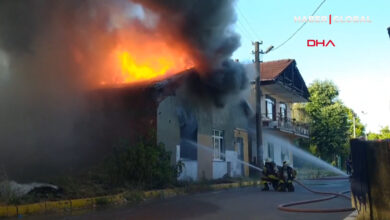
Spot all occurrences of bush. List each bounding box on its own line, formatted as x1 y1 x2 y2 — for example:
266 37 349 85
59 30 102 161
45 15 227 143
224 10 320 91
105 135 181 189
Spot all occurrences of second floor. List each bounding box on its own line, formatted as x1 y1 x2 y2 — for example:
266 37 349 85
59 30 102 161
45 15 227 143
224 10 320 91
246 59 310 138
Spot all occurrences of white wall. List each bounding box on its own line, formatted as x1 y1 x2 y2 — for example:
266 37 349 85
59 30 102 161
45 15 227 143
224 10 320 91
212 161 228 179
262 131 294 167
225 150 242 177
178 160 198 181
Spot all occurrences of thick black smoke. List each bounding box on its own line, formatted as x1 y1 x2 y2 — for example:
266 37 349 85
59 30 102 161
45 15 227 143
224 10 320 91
136 0 248 105
0 0 247 181
135 0 241 68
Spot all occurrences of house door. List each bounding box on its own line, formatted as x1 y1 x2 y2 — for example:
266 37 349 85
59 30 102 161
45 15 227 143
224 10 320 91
234 129 249 177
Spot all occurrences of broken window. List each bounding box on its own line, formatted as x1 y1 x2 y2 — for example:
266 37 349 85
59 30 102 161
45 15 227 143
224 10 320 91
213 129 225 160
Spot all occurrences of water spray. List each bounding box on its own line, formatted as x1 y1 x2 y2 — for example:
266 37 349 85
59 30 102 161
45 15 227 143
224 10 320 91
183 139 355 213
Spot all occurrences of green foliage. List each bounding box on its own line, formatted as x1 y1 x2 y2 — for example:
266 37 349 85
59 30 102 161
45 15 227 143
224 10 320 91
367 126 390 140
305 80 351 162
292 103 311 124
105 135 182 189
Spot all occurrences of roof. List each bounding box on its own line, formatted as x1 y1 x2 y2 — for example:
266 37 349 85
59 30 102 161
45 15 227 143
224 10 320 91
260 59 294 81
257 59 310 101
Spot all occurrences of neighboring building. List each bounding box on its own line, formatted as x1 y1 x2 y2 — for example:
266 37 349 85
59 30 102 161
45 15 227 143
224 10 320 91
255 59 309 167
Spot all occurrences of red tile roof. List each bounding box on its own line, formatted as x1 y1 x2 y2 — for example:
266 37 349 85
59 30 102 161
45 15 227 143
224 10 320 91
260 59 294 81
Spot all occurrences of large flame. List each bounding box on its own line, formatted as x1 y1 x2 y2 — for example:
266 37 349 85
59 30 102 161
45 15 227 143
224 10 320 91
97 29 194 86
115 41 193 84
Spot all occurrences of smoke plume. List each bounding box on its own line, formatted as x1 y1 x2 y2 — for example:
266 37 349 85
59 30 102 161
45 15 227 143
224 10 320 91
0 0 247 181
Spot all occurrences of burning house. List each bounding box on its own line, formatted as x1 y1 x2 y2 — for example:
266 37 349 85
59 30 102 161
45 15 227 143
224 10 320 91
0 0 309 182
154 59 309 181
0 0 248 181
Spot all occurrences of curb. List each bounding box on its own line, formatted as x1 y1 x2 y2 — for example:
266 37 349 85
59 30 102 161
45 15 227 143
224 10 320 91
0 180 261 218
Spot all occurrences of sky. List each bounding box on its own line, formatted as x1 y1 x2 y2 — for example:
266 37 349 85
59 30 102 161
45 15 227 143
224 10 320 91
233 0 390 133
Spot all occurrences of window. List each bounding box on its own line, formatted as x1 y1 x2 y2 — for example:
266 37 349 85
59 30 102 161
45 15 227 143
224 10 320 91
213 129 225 160
279 103 287 121
267 142 274 161
265 96 276 120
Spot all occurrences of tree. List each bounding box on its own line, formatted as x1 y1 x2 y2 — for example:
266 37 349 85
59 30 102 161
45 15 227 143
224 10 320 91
367 126 390 140
305 80 350 162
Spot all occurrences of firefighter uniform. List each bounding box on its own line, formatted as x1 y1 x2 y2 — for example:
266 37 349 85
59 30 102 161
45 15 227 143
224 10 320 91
278 161 297 192
261 159 279 191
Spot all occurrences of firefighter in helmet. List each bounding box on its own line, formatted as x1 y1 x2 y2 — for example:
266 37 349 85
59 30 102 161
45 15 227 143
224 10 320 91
278 160 297 192
261 158 279 191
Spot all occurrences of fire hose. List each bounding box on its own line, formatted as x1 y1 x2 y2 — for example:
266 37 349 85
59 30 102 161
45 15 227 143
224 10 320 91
277 177 356 213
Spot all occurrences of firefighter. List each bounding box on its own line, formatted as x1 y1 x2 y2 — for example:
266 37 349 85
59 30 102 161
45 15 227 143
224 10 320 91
278 161 297 192
261 158 279 191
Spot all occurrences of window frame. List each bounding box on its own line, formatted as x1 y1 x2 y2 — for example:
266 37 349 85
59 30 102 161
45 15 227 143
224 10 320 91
212 129 225 161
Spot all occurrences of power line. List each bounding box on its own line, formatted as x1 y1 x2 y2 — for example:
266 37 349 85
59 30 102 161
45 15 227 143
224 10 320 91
236 5 261 40
236 24 254 43
272 0 327 51
237 20 256 42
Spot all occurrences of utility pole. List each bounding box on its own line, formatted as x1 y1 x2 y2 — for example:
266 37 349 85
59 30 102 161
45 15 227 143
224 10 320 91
253 41 263 168
353 116 356 138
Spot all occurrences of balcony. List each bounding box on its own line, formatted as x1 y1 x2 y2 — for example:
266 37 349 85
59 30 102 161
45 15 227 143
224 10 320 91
262 114 309 138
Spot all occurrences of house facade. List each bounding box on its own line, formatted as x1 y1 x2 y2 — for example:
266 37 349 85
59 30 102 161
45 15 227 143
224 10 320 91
157 59 309 181
157 74 252 181
253 59 309 167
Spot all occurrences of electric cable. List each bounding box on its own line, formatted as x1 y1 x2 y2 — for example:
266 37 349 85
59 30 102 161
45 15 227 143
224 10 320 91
272 0 327 51
236 5 261 40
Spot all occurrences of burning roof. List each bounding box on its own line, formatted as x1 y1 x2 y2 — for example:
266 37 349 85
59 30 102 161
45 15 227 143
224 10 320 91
0 0 248 181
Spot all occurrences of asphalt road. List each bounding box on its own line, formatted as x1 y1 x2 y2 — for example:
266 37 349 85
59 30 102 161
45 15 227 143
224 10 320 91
24 179 353 220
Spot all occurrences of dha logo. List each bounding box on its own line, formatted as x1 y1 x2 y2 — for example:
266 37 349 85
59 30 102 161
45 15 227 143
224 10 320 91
307 40 335 47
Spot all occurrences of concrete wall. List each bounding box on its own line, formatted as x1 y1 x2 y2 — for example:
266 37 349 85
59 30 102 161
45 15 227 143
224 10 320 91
197 134 213 180
350 139 390 220
156 80 250 180
178 160 198 181
225 150 242 177
157 97 181 164
212 161 228 179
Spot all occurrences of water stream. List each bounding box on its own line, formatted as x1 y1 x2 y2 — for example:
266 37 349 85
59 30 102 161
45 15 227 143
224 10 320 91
183 133 347 177
265 133 347 176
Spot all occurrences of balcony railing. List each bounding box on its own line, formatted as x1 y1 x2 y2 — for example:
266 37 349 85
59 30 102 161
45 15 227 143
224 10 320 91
261 114 309 138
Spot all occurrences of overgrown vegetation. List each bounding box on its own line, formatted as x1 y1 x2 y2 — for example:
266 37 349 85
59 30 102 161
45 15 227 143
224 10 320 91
293 80 366 168
0 133 183 205
104 135 182 189
367 126 390 140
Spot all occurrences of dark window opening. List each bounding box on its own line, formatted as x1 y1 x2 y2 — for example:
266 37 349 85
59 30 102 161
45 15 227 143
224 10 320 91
265 96 276 120
279 103 287 121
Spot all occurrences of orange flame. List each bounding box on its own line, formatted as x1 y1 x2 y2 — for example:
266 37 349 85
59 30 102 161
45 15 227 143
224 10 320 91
97 30 194 86
115 44 192 84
